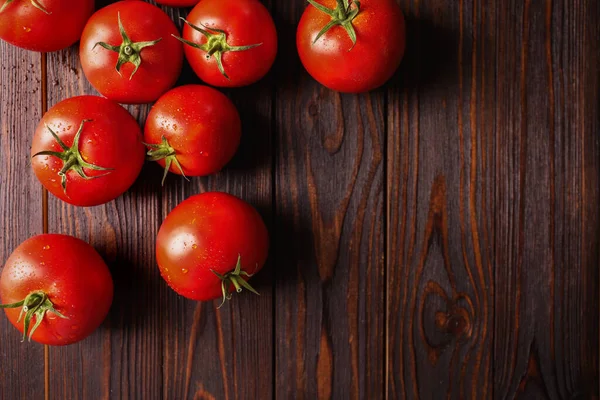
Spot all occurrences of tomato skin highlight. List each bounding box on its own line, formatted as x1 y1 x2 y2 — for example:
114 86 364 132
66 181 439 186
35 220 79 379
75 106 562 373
297 0 406 93
156 192 269 301
79 1 184 104
0 0 94 52
31 96 145 207
155 0 199 6
181 0 278 87
144 85 241 180
0 234 113 346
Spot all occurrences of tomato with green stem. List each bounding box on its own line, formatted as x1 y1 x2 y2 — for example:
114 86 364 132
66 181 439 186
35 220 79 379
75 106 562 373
156 192 269 305
0 0 94 52
297 0 406 93
31 96 145 207
144 85 241 184
174 0 277 87
0 234 113 345
79 1 183 104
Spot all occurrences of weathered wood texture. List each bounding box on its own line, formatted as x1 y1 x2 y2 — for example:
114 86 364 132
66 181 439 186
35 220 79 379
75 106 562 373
387 0 599 399
274 0 386 398
0 43 45 400
0 0 598 399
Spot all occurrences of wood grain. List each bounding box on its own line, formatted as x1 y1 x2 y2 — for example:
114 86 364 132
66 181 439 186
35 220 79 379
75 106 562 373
0 43 45 400
387 1 494 397
274 2 386 399
387 0 599 398
493 0 599 398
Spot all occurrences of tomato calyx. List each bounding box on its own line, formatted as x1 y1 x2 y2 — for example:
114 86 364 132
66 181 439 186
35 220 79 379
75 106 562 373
144 136 188 185
94 12 163 80
0 0 50 15
308 0 361 48
173 18 262 80
0 290 68 342
32 119 113 194
211 255 260 308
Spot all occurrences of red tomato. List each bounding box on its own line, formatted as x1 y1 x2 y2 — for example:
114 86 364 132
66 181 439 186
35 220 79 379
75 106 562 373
0 234 113 345
79 1 184 104
297 0 406 93
155 0 199 6
144 85 241 183
176 0 277 87
156 192 269 304
31 96 145 207
0 0 93 52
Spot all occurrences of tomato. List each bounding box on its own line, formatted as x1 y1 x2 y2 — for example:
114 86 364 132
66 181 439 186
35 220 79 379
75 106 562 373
156 192 269 304
297 0 406 93
176 0 277 87
79 1 184 104
31 96 145 207
144 85 241 184
0 0 93 52
0 234 113 345
155 0 199 6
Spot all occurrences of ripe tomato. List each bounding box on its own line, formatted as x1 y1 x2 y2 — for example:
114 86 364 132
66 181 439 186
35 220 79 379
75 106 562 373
79 1 184 104
0 0 94 52
156 192 269 304
297 0 406 93
176 0 277 87
0 234 113 345
155 0 199 6
31 96 145 207
144 85 241 184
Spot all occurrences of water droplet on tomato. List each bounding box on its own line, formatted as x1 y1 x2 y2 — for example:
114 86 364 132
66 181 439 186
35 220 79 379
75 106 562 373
192 244 197 250
43 245 50 250
23 27 31 33
182 268 188 274
40 262 45 265
47 313 56 320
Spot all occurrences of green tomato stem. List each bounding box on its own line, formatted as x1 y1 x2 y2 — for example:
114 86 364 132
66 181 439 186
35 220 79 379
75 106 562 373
93 12 162 79
211 255 260 309
307 0 361 48
32 119 113 196
173 18 262 80
0 291 68 342
144 136 188 186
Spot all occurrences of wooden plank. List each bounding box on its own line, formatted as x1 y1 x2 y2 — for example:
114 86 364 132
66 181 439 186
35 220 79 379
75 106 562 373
0 45 47 400
387 1 495 397
274 2 386 399
387 0 599 398
45 1 274 399
493 0 599 398
0 44 46 399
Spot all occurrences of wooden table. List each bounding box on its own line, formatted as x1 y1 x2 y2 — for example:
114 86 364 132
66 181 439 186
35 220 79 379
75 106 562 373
1 1 598 399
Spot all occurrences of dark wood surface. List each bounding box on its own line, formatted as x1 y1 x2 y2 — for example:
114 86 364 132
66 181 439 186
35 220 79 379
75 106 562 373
0 0 598 399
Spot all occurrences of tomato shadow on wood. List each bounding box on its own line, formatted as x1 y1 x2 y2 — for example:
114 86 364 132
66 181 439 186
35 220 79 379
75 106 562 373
382 17 463 94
